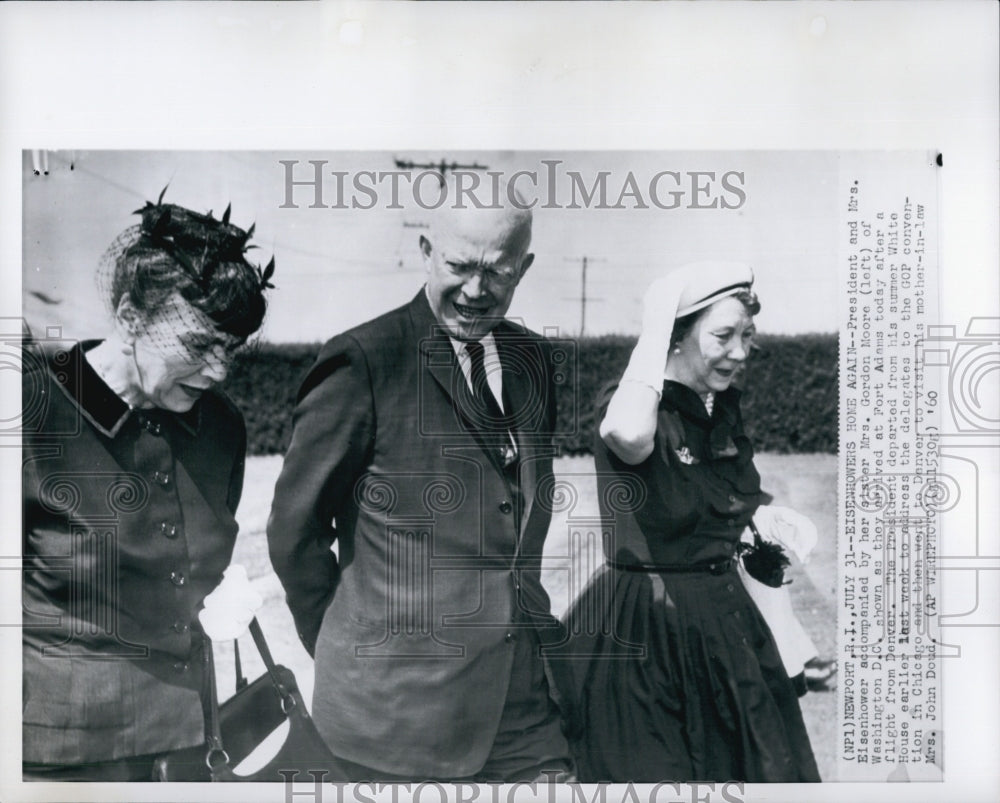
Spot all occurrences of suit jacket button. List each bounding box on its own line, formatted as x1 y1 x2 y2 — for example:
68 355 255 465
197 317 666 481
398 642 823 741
499 500 513 514
170 571 186 587
505 632 516 643
173 661 190 673
160 521 179 538
154 471 171 487
171 621 190 633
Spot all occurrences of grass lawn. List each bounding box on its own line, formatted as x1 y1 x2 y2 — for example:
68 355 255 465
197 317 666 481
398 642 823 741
227 452 838 780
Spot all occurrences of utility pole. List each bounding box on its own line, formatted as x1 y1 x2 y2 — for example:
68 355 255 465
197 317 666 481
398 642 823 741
393 156 489 180
396 153 489 224
562 255 606 337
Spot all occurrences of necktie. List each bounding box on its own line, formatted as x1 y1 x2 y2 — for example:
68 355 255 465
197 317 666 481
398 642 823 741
465 341 518 468
465 340 504 424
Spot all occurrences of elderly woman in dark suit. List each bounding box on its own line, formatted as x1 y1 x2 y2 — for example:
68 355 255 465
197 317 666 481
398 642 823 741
561 262 820 782
22 195 272 780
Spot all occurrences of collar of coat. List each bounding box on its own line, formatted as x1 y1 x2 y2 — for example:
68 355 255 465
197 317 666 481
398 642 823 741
48 340 201 438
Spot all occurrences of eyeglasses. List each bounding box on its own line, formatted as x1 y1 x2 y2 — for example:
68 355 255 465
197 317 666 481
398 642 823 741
445 261 521 289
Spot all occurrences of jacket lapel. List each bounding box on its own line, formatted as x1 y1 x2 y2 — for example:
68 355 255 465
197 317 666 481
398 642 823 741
495 325 547 535
412 294 509 478
409 292 552 519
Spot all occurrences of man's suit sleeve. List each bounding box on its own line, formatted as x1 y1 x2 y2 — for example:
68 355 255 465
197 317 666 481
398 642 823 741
267 334 375 655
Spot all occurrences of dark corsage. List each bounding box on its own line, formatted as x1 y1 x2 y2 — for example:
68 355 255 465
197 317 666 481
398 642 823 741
739 519 792 588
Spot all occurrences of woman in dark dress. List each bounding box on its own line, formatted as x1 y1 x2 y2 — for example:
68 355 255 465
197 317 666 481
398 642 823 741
562 262 820 782
22 195 272 780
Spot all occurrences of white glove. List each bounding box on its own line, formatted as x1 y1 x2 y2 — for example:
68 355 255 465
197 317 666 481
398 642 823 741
750 505 819 563
198 564 263 641
621 276 682 394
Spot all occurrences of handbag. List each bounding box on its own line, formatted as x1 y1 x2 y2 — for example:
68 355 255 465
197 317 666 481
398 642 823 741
738 518 792 588
152 618 347 781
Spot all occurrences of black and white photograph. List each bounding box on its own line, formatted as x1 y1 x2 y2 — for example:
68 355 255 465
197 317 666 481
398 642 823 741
1 4 997 803
17 149 844 785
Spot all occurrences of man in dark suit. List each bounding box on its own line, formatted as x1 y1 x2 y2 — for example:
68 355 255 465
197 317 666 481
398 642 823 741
267 190 572 781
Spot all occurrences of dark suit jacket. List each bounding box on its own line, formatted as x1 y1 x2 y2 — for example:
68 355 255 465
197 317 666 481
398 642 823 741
22 341 244 763
267 289 563 777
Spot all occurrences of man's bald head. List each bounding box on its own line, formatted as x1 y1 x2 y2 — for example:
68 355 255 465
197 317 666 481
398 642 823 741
419 177 535 341
427 189 533 257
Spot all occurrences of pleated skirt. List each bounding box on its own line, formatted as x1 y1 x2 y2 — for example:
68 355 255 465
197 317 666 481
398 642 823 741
558 565 820 782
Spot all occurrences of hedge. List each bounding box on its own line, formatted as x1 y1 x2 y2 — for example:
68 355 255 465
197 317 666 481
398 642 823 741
223 334 837 457
223 343 319 456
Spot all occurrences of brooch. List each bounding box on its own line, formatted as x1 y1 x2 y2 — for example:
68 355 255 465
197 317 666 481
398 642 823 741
675 446 697 465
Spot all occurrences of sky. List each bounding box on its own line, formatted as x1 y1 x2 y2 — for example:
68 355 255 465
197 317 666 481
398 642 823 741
22 150 839 344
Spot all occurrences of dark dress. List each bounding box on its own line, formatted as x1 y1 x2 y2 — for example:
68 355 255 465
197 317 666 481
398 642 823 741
22 341 246 778
559 380 820 782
